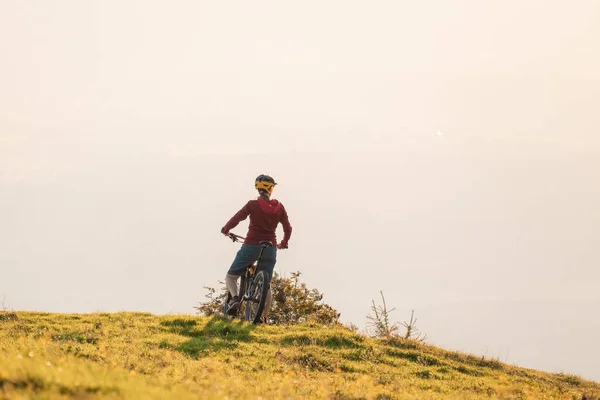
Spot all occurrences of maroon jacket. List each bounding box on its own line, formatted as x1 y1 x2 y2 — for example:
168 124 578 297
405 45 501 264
221 198 292 246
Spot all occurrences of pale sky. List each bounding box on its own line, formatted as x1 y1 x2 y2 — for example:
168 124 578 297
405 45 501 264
1 0 599 381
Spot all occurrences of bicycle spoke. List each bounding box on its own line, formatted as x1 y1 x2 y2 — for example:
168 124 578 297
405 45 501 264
248 274 265 321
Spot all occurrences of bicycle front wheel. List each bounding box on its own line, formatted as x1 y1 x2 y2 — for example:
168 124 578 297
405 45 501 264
245 270 270 324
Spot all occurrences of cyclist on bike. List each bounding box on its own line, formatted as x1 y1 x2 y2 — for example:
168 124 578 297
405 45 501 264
221 174 292 318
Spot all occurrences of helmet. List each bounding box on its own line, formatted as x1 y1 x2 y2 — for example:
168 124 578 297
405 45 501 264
255 174 277 194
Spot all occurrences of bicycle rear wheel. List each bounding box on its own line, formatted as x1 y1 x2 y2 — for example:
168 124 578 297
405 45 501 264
244 270 270 324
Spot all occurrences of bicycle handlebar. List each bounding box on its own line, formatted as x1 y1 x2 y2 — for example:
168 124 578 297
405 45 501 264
227 232 285 249
228 233 245 243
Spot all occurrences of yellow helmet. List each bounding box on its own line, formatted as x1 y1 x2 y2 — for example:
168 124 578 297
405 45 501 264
255 174 277 194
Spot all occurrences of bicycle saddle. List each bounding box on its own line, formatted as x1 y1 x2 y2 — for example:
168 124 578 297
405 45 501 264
260 241 273 248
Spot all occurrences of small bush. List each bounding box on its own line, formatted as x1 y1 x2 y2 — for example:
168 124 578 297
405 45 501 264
367 291 427 341
195 271 340 325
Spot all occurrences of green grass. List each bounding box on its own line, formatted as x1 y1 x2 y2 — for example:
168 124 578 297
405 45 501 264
0 311 597 399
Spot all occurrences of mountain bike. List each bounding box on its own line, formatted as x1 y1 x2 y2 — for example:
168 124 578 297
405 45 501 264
223 233 272 324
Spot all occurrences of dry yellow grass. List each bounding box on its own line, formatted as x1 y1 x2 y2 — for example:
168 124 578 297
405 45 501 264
0 312 597 399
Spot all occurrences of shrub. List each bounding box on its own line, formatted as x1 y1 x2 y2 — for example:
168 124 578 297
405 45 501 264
195 271 340 325
367 291 426 342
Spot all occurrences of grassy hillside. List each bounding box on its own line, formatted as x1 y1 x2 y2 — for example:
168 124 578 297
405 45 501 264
0 312 597 399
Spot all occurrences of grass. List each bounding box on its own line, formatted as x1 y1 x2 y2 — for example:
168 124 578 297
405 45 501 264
0 311 598 399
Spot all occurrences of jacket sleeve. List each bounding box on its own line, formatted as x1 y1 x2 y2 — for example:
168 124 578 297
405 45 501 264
221 201 251 234
279 205 292 245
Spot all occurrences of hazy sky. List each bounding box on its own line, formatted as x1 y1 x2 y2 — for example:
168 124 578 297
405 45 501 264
1 0 599 381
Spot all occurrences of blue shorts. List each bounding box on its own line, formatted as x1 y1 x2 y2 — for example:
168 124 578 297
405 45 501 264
227 244 277 276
